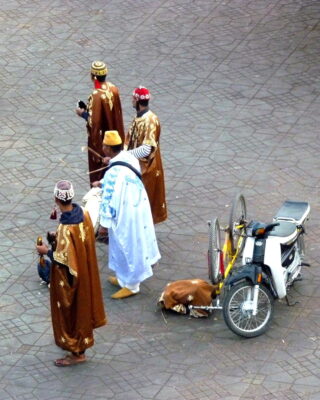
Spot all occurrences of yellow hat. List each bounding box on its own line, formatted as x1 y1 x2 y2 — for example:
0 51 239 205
103 130 122 146
91 61 108 76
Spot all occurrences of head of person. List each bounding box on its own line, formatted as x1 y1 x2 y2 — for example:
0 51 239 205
132 86 150 111
90 61 108 83
53 180 74 209
102 130 122 158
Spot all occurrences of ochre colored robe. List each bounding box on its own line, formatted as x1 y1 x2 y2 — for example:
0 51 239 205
51 209 106 353
159 279 218 317
126 110 167 224
87 81 125 183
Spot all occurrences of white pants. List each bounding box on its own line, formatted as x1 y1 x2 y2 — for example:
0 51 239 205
117 277 140 293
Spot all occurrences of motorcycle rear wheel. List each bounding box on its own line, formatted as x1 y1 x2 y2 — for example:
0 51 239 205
223 282 274 338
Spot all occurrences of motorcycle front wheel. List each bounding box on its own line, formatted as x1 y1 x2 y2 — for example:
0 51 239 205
223 282 274 338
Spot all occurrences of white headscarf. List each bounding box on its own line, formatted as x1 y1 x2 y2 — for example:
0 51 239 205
54 180 74 201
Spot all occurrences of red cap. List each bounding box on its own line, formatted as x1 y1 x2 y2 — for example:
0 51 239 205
133 86 150 101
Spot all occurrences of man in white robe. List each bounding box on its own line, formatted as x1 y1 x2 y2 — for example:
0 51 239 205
95 130 161 299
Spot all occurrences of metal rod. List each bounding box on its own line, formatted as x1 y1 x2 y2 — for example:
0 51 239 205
87 165 108 175
188 305 223 311
82 146 104 160
59 158 89 184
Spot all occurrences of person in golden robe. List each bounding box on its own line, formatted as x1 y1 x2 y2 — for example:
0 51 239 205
76 61 125 183
125 86 167 224
36 180 106 366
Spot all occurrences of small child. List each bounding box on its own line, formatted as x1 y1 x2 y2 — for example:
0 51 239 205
37 258 51 285
36 232 56 285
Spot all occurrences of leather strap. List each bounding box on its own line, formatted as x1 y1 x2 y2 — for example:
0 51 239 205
107 161 142 180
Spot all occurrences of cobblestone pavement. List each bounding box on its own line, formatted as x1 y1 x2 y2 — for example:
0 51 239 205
1 0 320 399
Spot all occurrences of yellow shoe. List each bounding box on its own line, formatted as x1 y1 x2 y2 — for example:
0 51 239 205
107 276 120 286
111 288 137 299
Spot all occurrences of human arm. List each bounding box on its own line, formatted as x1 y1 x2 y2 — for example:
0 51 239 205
76 108 89 121
88 93 100 130
36 243 54 263
37 230 57 260
127 114 158 152
109 86 125 143
99 172 117 229
102 156 111 165
75 98 89 120
91 180 103 188
98 226 108 236
142 114 159 148
128 144 152 159
36 243 48 255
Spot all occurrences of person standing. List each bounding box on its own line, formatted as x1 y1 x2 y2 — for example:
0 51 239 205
94 131 161 299
36 180 106 366
125 86 167 224
76 61 125 183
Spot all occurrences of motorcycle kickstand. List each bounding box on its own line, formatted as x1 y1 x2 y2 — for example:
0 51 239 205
285 296 299 307
301 262 311 267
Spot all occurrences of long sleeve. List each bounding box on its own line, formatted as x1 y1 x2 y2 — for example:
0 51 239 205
88 94 103 150
128 144 152 159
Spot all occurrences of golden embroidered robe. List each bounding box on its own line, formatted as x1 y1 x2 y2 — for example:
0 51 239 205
87 82 125 183
50 208 106 353
126 110 167 224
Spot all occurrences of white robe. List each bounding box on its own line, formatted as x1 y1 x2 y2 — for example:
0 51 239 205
100 151 160 289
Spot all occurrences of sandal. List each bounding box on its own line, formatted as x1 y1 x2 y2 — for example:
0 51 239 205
54 353 86 367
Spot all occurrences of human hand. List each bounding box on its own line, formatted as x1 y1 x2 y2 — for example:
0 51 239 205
47 231 57 245
91 181 102 188
98 226 108 236
75 108 85 117
36 244 49 255
102 157 111 165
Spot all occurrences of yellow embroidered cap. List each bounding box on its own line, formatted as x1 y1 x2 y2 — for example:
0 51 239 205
91 61 108 76
103 130 122 146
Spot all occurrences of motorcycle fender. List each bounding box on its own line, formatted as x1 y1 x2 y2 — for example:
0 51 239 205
225 264 261 287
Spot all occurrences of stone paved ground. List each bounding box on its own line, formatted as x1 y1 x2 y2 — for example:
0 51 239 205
1 0 320 399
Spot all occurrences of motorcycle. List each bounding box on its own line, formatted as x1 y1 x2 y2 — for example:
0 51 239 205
222 198 310 338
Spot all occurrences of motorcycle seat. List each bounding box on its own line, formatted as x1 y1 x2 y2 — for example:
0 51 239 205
268 221 297 238
274 201 310 224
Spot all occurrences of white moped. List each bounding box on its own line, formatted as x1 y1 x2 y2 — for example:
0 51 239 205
222 197 310 337
190 195 311 337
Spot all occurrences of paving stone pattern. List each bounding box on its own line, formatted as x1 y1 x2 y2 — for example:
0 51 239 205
1 0 320 399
